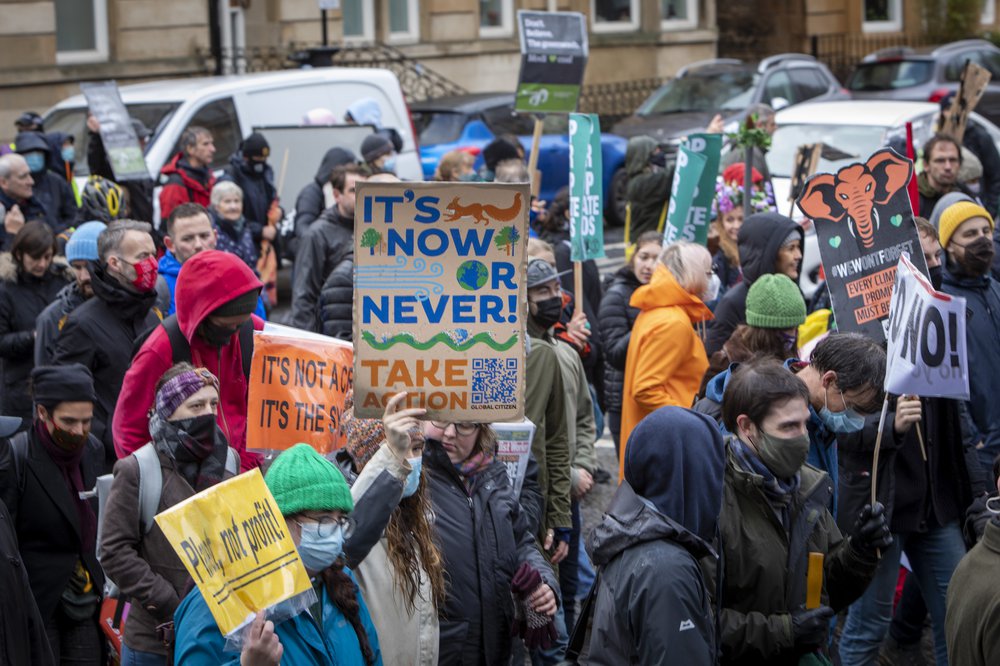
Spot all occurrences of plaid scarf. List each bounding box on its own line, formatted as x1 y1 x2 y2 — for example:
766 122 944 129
454 450 494 495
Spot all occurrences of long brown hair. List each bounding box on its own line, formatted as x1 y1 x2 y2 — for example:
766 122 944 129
715 215 740 267
319 559 376 665
383 471 447 613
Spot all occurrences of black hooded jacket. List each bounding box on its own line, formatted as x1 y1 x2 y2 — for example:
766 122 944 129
50 263 160 468
318 254 354 340
586 406 725 665
705 212 804 356
289 148 357 259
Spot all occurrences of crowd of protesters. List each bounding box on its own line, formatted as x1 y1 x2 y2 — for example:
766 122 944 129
0 91 999 666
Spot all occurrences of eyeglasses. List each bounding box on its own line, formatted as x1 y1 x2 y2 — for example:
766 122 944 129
294 514 354 540
430 421 479 436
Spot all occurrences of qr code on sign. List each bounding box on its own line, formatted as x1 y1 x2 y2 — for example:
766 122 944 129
471 358 517 406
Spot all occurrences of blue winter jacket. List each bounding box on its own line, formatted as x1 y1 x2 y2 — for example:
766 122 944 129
159 250 266 319
941 264 1000 461
173 570 383 665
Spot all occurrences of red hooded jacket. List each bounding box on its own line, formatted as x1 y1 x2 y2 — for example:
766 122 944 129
158 152 216 222
113 251 264 470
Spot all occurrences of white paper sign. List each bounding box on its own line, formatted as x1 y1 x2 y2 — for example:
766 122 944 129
885 254 969 399
491 419 536 497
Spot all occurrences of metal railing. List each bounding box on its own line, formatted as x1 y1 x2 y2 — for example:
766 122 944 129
196 42 467 102
578 77 668 129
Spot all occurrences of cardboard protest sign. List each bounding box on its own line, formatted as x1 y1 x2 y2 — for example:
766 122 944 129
684 133 723 245
80 81 148 181
492 419 537 497
664 145 707 244
353 182 528 420
938 60 992 143
155 470 311 637
246 328 353 456
789 143 823 203
515 11 588 114
796 148 929 340
569 113 604 261
884 254 969 399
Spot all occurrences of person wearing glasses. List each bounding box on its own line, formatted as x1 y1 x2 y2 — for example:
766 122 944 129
619 240 715 478
421 415 559 665
100 362 240 665
173 442 382 666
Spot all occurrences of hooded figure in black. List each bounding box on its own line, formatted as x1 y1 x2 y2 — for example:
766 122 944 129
288 147 357 259
586 406 724 665
705 212 804 356
219 133 278 254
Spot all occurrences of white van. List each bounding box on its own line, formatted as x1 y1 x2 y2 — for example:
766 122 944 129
43 67 421 202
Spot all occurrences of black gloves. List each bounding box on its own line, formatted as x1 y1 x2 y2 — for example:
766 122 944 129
791 606 835 648
851 502 893 557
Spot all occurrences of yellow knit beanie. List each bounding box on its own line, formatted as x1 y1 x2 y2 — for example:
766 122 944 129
939 200 993 249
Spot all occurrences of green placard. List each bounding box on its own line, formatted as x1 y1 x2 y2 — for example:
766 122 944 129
569 113 604 261
685 133 723 245
664 145 707 245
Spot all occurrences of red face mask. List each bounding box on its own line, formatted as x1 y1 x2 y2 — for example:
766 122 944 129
126 256 159 292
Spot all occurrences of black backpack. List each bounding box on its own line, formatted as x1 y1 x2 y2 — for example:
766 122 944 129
132 314 254 378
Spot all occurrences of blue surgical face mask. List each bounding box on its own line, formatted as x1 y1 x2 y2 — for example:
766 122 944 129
381 155 397 173
402 456 422 498
61 146 75 163
23 151 45 174
819 386 866 433
296 521 344 572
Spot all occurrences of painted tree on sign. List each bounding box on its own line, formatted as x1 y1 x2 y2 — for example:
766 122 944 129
360 228 383 255
494 225 521 256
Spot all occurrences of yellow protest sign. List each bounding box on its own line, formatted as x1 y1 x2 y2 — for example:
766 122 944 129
154 470 310 636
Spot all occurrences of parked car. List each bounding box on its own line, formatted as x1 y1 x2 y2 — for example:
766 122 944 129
610 55 846 151
847 39 1000 126
766 99 1000 298
410 93 629 225
42 68 422 224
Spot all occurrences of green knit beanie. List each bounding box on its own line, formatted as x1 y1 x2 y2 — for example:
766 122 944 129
264 444 354 517
745 274 807 329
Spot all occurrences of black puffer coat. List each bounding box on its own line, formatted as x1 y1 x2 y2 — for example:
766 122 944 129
424 439 558 666
50 264 160 469
0 254 71 419
290 206 353 331
0 498 54 665
598 266 641 414
318 255 354 340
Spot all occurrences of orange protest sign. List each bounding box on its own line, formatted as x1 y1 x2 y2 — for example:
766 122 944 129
246 331 353 455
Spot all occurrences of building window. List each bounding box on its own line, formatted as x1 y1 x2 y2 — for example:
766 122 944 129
54 0 108 64
591 0 640 32
343 0 374 41
984 0 996 25
480 0 513 37
388 0 419 43
862 0 902 33
660 0 698 30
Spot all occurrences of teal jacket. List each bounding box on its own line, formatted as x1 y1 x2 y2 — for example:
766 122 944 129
173 570 382 665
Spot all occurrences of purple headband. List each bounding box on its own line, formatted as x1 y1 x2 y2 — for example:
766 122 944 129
155 368 219 420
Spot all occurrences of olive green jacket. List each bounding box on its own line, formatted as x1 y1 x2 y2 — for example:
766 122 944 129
706 446 878 666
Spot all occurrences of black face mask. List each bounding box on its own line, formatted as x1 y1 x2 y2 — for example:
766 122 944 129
649 152 666 168
530 296 563 330
199 320 239 347
928 265 943 290
955 236 995 276
170 413 217 461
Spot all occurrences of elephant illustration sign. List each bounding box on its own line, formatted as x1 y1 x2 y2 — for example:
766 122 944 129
796 148 929 341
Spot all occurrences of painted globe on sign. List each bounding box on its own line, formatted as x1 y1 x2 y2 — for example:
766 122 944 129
456 260 488 291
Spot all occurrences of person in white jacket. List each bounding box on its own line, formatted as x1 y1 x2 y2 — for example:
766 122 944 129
335 390 445 666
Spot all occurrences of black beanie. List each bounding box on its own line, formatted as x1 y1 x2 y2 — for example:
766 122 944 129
31 364 96 410
360 134 393 163
211 287 261 317
242 132 270 159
